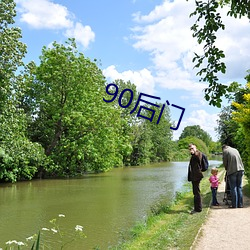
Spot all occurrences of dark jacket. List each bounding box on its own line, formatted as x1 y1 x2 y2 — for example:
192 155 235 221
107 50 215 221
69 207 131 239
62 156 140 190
188 150 204 182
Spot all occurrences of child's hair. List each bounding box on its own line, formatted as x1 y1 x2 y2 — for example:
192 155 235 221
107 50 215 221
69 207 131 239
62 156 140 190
211 167 218 175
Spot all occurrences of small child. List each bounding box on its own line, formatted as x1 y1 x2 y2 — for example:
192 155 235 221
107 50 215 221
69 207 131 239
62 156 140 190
209 168 220 206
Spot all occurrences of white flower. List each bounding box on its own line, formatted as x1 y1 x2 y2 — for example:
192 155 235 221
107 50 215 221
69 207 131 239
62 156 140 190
17 242 25 246
58 214 65 217
51 228 58 233
6 240 17 245
75 225 83 232
26 236 34 241
5 240 24 246
42 227 50 231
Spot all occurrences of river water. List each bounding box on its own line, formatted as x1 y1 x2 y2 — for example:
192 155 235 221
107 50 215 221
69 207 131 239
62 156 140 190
0 159 221 249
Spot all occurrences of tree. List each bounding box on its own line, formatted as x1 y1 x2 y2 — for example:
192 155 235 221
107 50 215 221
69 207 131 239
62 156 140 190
231 78 250 176
128 102 173 165
190 0 250 107
105 79 138 165
0 0 47 182
24 39 128 175
179 125 212 146
148 103 173 162
0 0 27 109
178 136 209 156
216 106 240 146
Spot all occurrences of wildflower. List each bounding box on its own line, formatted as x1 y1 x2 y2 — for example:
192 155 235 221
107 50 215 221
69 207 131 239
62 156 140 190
26 236 34 241
42 228 50 231
5 240 25 246
58 214 65 217
17 241 25 246
6 240 17 245
75 225 83 232
51 228 58 233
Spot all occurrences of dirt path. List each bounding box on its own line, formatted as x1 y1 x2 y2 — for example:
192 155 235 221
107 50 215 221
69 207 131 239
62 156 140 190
192 174 250 250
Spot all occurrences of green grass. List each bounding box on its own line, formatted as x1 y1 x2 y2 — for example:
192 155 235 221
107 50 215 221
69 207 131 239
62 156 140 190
111 171 225 250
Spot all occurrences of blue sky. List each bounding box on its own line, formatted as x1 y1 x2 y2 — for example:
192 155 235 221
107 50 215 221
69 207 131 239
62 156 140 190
14 0 250 141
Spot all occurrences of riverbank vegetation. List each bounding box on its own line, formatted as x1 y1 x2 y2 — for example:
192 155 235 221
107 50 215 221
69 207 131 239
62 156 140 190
112 170 250 250
111 168 225 249
0 1 249 183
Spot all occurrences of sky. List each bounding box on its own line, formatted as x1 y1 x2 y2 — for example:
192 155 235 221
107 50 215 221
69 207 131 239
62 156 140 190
14 0 250 141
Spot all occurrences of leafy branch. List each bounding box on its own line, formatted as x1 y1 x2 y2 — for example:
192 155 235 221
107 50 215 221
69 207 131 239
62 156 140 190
189 0 250 107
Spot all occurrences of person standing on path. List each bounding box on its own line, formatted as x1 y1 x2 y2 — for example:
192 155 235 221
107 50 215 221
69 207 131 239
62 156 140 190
209 168 220 206
188 143 204 214
222 144 244 208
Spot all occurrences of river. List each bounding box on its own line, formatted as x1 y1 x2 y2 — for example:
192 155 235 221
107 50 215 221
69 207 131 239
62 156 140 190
0 159 222 249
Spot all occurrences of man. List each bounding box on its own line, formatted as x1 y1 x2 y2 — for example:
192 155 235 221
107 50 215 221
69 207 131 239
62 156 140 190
188 143 204 214
222 144 244 208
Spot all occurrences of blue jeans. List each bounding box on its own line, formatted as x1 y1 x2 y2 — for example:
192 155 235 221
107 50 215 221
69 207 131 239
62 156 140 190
228 170 244 208
211 187 218 205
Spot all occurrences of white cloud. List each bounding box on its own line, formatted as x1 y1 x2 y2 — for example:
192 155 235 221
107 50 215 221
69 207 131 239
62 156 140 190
172 109 219 141
16 0 73 29
130 0 250 92
103 65 155 94
65 22 95 48
187 110 219 141
215 7 250 81
16 0 95 48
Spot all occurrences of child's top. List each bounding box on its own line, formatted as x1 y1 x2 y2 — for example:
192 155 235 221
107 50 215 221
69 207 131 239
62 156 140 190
209 175 219 188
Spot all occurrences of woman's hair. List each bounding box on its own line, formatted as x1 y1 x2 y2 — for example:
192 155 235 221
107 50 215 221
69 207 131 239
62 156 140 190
211 167 218 174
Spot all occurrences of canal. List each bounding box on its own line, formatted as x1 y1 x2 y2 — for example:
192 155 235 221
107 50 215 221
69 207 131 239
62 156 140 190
0 159 221 249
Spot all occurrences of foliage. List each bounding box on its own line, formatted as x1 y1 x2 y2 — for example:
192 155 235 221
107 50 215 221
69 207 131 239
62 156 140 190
209 141 222 154
215 72 250 176
189 0 250 107
231 81 250 176
216 106 240 147
106 79 138 166
24 39 127 175
0 0 48 182
0 0 27 108
128 103 173 165
179 125 212 147
178 136 209 156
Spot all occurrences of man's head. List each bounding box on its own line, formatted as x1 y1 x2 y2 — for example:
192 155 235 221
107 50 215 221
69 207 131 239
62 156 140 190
188 143 197 155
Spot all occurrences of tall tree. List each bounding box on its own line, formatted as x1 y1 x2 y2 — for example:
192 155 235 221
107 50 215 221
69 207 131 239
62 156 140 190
25 39 127 175
0 0 46 182
216 106 240 147
230 75 250 176
179 125 212 146
0 0 27 108
128 102 173 165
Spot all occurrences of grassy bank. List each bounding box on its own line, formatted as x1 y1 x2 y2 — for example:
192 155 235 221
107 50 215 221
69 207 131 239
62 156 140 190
111 169 225 250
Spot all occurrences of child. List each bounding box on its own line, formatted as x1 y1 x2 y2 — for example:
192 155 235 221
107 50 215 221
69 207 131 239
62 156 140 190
209 168 220 206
